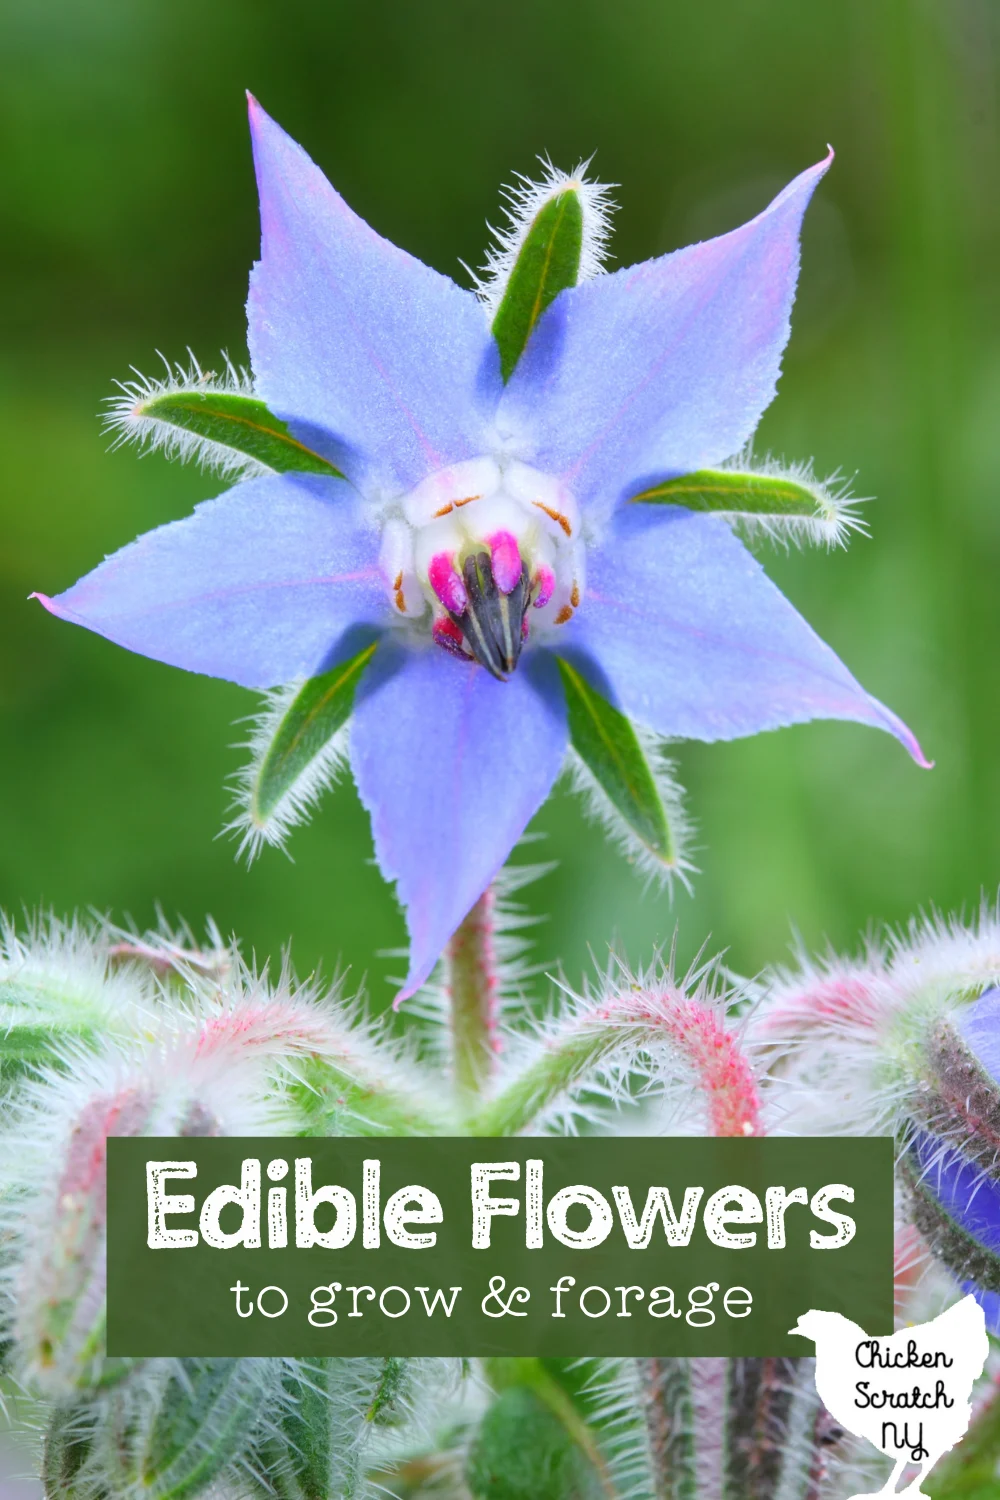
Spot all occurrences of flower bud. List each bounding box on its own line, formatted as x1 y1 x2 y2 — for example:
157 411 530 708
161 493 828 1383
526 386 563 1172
897 990 1000 1323
6 983 322 1393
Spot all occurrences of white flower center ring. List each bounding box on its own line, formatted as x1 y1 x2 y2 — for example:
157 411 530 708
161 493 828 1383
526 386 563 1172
379 458 585 679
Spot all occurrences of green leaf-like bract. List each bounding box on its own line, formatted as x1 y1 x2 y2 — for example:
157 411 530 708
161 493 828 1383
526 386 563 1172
252 643 378 826
634 468 830 521
492 191 583 382
556 657 677 868
285 1053 448 1138
0 974 137 1088
139 390 342 477
42 1406 93 1500
261 1357 411 1500
95 1360 274 1500
466 1384 605 1500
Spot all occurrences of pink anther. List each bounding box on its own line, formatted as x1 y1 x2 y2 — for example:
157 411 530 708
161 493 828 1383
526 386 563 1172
427 552 468 614
487 530 522 594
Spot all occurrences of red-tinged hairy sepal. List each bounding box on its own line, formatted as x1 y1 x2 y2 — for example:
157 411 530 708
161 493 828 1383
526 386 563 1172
469 953 761 1138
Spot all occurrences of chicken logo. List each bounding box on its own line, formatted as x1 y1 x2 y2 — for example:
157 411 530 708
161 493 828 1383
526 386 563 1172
790 1295 988 1498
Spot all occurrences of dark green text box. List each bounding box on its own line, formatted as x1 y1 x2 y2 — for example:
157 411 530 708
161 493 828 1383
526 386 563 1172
107 1137 893 1357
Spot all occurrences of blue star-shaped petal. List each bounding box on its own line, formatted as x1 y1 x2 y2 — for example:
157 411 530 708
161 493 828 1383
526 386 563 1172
35 99 925 998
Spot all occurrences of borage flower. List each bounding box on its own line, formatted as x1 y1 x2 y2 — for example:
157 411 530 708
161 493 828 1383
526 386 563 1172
34 99 925 998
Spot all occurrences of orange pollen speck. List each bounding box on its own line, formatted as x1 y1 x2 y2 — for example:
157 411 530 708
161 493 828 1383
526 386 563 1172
570 582 580 608
433 503 453 517
394 588 406 611
554 604 574 625
453 493 480 508
392 571 403 591
533 501 572 536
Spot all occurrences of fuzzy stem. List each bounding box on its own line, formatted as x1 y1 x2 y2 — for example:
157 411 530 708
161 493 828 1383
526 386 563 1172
105 938 230 984
640 1357 825 1500
470 985 761 1138
448 890 501 1100
189 1000 449 1136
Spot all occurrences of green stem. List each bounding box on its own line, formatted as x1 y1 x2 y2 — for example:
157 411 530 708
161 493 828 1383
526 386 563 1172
448 890 500 1101
285 1055 448 1137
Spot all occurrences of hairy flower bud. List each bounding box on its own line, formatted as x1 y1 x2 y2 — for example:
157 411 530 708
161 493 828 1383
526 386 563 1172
895 991 1000 1325
3 979 337 1392
0 915 153 1088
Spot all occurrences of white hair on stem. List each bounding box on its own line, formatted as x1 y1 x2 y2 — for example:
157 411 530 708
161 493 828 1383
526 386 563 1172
403 857 555 1061
103 349 268 480
886 897 1000 1002
470 155 617 314
570 1358 658 1500
561 733 696 893
0 909 159 1040
715 446 869 551
223 682 351 863
482 945 762 1138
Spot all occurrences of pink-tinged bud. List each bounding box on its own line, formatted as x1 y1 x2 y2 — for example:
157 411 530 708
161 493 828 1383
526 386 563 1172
427 552 468 614
14 1081 156 1394
8 989 339 1395
432 615 471 660
532 564 556 609
487 530 522 594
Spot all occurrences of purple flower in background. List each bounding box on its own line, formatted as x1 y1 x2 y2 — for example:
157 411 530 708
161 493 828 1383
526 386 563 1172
904 990 1000 1332
34 99 925 998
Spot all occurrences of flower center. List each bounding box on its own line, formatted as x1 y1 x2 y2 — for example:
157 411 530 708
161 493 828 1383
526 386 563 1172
380 458 584 680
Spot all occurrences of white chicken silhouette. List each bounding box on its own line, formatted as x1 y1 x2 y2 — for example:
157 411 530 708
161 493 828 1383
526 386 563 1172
790 1295 988 1498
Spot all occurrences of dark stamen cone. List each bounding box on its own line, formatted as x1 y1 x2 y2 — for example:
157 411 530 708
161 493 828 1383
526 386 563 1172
450 556 530 679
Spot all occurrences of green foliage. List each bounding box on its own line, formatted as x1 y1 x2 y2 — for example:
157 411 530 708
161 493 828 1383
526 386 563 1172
466 1385 605 1500
41 1405 92 1500
924 1379 1000 1497
491 190 583 381
634 467 828 519
260 1357 414 1500
0 947 141 1086
631 465 858 548
137 390 342 477
250 644 377 828
42 1361 279 1500
556 656 682 873
110 1360 273 1500
0 988 103 1085
284 1052 449 1137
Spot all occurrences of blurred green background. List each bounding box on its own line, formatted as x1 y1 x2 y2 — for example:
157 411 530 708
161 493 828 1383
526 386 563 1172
2 0 998 1006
